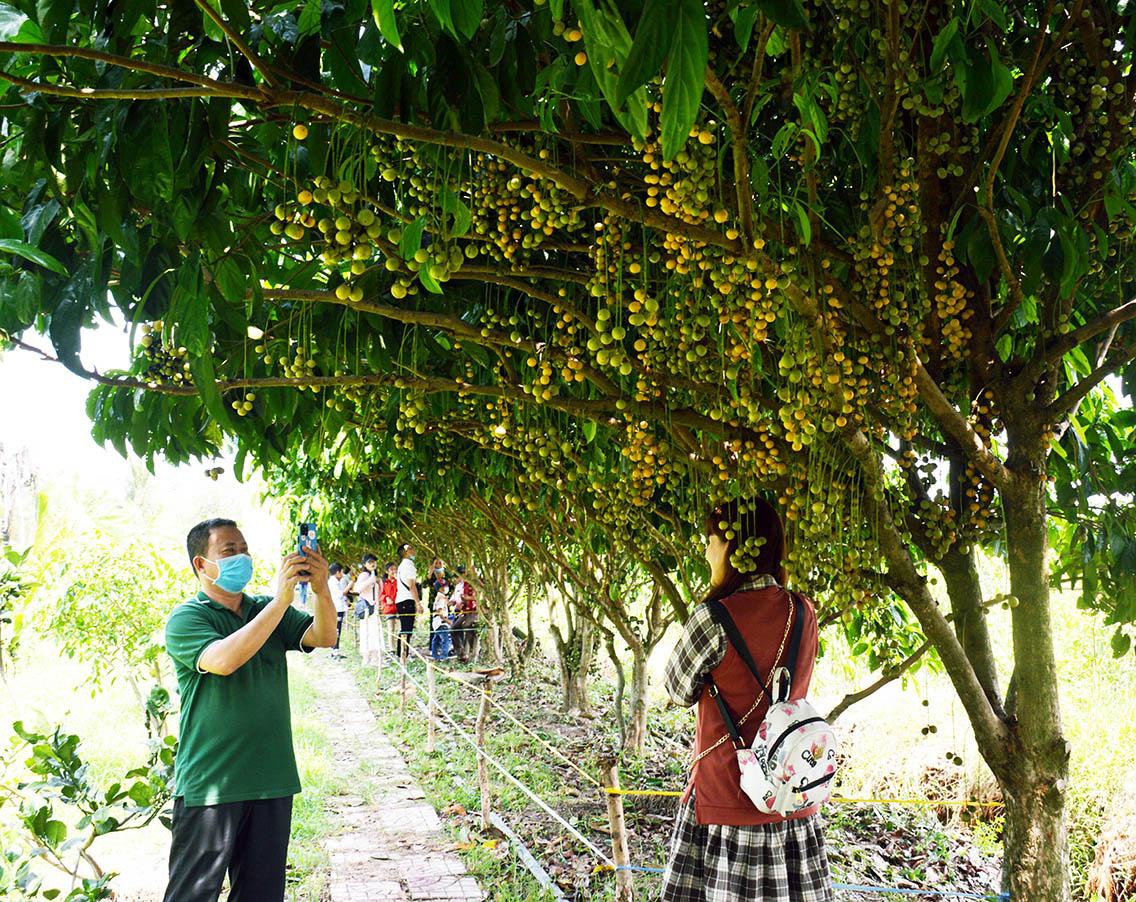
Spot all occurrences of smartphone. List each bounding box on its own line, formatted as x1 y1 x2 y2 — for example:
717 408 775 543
298 523 318 578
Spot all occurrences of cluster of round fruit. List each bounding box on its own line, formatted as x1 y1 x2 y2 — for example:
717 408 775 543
137 321 191 386
270 202 316 242
399 390 433 436
619 421 681 505
230 392 257 416
933 239 973 363
467 152 582 263
634 116 720 226
914 496 960 561
253 341 321 388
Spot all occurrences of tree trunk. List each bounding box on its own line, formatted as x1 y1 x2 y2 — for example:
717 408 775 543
997 464 1071 900
552 615 596 716
605 633 627 749
939 546 1005 717
624 643 649 754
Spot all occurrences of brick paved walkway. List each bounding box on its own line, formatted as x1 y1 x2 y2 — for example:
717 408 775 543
312 657 484 902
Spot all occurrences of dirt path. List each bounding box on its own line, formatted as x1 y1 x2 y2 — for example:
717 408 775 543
311 655 484 902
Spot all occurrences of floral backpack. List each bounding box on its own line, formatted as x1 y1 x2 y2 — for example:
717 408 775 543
706 595 838 816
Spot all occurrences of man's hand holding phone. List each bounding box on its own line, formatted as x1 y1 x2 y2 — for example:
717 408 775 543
303 546 331 594
274 553 309 605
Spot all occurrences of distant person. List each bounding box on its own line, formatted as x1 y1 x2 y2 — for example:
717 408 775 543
328 562 351 660
430 585 453 660
379 561 399 654
451 565 479 663
660 497 830 902
163 518 337 902
354 554 381 662
427 561 449 651
395 543 422 658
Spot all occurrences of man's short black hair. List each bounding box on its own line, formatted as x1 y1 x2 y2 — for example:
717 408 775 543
330 562 343 575
187 518 238 572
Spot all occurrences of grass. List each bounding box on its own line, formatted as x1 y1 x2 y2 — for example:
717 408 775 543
286 656 348 900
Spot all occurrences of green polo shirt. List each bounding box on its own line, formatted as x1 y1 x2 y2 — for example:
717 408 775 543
165 592 315 807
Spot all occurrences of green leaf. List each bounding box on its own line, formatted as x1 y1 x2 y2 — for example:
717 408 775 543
371 0 402 50
451 0 482 41
959 39 1014 122
574 0 648 138
583 419 597 443
0 239 66 274
36 0 73 43
659 0 707 160
616 0 670 106
1112 629 1132 657
169 262 209 357
427 0 455 36
731 4 758 51
297 0 322 37
791 199 812 246
418 265 443 294
399 217 426 258
0 205 21 240
929 18 958 72
42 819 67 846
753 0 805 30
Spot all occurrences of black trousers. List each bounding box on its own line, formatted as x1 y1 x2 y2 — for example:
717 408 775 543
163 795 293 902
333 611 345 649
396 599 417 637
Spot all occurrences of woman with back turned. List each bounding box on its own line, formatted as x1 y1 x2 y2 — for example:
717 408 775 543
661 496 833 902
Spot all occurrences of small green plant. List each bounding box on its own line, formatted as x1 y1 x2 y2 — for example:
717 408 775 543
0 719 176 894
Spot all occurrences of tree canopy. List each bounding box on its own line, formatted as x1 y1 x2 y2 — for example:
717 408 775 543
2 0 1136 893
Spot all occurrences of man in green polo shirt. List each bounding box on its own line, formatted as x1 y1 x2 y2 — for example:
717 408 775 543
163 517 338 902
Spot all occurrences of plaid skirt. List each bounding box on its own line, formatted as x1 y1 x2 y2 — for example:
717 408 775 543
660 794 834 902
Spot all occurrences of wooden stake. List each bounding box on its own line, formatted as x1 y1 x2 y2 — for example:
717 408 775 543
427 659 437 753
476 684 493 830
599 755 634 902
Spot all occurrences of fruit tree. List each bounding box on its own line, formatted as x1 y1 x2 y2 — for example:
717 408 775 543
2 0 1136 893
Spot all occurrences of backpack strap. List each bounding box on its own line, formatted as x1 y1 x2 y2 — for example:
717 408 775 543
783 592 806 687
705 680 746 750
706 599 776 707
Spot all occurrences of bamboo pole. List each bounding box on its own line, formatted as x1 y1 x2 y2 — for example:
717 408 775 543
427 660 438 753
599 755 633 902
476 685 493 830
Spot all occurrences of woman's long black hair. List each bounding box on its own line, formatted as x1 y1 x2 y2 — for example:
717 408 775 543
700 495 787 606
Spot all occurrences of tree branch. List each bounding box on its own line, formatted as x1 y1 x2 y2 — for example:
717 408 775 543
192 0 277 87
704 67 754 245
827 638 933 722
1047 341 1135 420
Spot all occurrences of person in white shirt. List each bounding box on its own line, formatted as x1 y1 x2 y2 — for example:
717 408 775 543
327 563 350 659
395 544 421 658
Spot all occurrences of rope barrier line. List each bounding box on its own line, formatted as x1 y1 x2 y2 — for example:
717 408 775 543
604 789 1003 809
612 867 1006 899
392 642 1001 811
402 642 604 788
388 651 615 867
377 655 1007 902
830 797 1002 809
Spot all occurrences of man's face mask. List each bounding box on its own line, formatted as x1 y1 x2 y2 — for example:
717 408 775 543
202 553 254 593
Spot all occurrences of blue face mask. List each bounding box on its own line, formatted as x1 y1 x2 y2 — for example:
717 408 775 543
204 553 254 594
